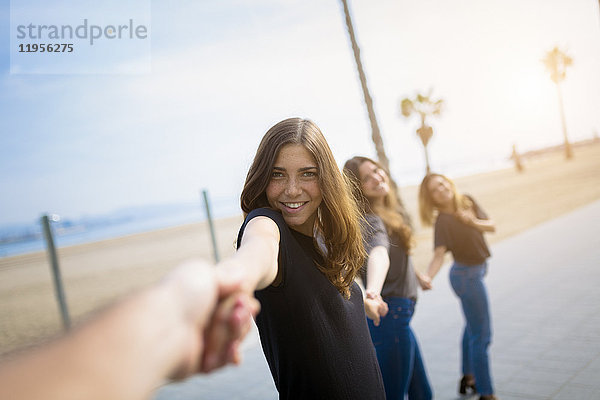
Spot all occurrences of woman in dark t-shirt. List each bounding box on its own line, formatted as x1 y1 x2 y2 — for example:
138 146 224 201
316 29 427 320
419 173 498 400
344 156 433 400
224 118 385 399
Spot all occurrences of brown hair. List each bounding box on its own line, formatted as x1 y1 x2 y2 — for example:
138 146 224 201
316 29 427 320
343 156 414 252
241 118 366 298
418 173 472 226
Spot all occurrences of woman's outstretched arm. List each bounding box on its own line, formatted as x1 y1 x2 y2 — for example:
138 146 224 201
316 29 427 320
360 246 390 326
424 245 448 284
215 216 280 292
365 246 390 297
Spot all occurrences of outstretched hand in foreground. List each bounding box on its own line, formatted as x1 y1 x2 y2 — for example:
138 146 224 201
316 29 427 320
0 260 259 400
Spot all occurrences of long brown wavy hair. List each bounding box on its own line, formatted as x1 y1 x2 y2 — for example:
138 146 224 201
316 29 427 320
241 118 366 299
343 156 414 252
418 173 473 226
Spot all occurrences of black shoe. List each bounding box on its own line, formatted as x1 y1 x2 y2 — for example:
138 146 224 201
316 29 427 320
479 395 499 400
459 375 476 395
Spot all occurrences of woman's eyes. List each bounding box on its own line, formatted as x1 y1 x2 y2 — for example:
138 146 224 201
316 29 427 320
270 171 317 178
363 174 377 184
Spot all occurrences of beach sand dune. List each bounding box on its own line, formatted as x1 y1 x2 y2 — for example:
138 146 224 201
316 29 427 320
1 143 599 355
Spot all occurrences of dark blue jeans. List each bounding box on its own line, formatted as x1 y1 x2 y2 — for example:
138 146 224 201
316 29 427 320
449 262 494 396
367 297 433 400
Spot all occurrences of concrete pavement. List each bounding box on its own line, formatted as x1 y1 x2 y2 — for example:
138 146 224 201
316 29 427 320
154 199 600 400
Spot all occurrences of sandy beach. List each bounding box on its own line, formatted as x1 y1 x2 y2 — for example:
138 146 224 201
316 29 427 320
1 142 599 356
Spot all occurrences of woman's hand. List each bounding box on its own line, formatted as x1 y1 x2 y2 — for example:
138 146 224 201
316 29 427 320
364 291 388 326
165 261 260 379
455 208 476 226
198 268 261 374
199 291 260 373
416 271 433 291
455 207 496 233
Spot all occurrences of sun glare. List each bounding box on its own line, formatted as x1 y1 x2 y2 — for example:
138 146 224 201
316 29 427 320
513 66 554 108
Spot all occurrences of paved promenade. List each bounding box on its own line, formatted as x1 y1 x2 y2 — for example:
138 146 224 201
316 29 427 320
154 200 600 400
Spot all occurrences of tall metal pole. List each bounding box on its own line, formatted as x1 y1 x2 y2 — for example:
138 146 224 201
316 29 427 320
41 214 71 330
201 189 220 263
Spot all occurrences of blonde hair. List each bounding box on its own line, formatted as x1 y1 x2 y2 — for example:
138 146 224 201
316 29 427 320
343 156 414 252
418 173 472 226
241 118 366 298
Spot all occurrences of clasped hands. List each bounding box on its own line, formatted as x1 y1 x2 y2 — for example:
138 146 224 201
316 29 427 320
363 290 388 327
416 271 433 291
164 261 260 380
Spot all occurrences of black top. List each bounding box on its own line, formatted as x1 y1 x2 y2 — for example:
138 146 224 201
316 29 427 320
237 208 385 400
434 195 491 265
361 214 419 301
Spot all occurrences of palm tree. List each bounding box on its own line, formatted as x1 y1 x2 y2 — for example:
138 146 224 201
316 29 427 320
542 46 574 159
340 0 411 224
339 0 390 171
400 90 444 174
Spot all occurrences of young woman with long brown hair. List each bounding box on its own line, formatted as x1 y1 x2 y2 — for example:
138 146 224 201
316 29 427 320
419 173 498 400
219 118 385 399
344 156 433 400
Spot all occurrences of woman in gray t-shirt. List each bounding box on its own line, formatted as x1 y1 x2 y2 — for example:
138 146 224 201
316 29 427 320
345 156 433 400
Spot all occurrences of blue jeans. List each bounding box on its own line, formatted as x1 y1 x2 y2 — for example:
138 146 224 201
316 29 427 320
449 262 494 396
367 297 433 400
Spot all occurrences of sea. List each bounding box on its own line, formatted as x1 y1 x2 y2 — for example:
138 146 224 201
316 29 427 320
0 199 241 258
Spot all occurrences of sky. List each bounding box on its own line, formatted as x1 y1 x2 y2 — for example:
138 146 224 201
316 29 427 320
1 0 599 226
